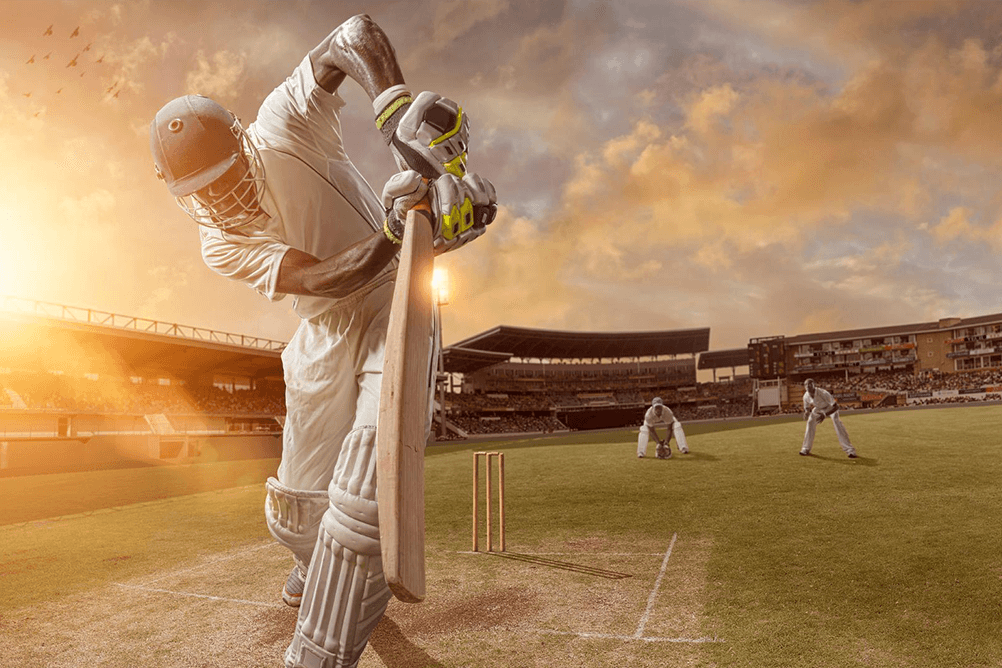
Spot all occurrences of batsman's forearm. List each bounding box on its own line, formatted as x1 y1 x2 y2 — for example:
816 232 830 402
312 15 406 98
278 231 399 299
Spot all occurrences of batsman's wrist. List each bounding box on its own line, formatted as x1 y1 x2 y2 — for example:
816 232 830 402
376 94 413 144
383 217 403 245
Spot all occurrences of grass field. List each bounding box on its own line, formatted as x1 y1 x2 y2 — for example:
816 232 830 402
2 405 1001 667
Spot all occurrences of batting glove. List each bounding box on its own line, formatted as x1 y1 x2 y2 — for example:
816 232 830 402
429 172 497 255
377 90 469 180
381 170 429 245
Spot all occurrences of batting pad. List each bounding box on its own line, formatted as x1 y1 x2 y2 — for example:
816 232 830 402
285 427 392 668
265 477 329 574
637 425 651 457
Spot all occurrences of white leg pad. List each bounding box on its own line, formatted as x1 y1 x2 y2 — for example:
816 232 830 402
285 427 391 668
673 421 689 453
265 477 329 573
637 425 650 457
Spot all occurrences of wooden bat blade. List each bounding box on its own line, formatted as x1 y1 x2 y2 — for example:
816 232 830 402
377 209 435 603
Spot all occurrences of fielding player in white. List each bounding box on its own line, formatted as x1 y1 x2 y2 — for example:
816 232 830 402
637 396 689 459
800 378 858 458
149 15 496 668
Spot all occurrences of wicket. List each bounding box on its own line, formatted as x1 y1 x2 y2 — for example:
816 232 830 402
472 451 505 552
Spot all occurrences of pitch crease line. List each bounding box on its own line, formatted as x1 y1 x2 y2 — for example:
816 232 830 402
137 541 278 586
536 629 723 644
635 532 677 639
113 583 283 608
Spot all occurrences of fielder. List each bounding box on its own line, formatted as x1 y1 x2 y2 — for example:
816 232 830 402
149 15 496 668
637 396 689 459
800 378 857 458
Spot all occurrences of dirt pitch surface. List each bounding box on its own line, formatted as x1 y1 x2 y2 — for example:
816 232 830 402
1 502 719 667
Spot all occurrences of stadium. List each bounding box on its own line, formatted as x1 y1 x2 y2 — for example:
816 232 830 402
3 295 1001 667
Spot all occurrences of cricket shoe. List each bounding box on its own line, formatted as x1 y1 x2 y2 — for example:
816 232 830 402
848 453 858 459
282 565 305 607
799 450 810 456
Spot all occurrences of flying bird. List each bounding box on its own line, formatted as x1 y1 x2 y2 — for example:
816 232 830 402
33 111 41 118
56 88 62 94
43 52 51 60
80 71 86 77
83 43 92 52
113 90 120 98
70 26 80 38
95 55 104 63
66 54 79 67
26 55 35 64
43 24 53 36
22 92 31 98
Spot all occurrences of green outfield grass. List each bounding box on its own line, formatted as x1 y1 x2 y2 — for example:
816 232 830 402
2 405 1001 667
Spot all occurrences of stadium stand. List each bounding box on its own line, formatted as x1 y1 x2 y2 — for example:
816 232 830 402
7 296 1002 470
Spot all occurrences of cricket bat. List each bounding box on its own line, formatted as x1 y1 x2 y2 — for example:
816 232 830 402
377 206 435 603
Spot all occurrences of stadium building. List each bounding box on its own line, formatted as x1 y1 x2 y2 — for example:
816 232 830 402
440 325 717 434
748 312 1002 410
0 297 285 475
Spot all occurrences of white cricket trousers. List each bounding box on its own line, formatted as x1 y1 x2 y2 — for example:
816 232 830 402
801 412 856 456
278 280 395 491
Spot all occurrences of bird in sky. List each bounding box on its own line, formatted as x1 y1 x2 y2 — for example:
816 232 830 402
22 92 31 98
70 26 80 38
43 24 53 37
83 42 92 52
56 88 62 94
113 90 120 99
66 54 79 67
95 55 104 63
105 82 117 93
26 55 35 64
43 52 51 60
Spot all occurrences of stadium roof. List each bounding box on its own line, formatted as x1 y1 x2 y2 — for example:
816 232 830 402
449 325 711 360
784 312 1002 345
698 348 750 370
442 347 512 374
0 301 284 380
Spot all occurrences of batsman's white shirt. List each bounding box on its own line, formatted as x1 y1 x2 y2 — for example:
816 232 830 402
196 56 428 491
199 55 394 321
644 405 676 428
803 387 837 414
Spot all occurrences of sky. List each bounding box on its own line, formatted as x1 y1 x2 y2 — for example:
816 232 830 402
2 0 1002 356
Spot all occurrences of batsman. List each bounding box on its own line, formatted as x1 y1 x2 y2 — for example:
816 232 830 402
149 15 496 668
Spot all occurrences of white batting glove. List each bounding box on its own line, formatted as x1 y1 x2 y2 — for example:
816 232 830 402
377 91 470 180
381 170 429 245
429 172 497 255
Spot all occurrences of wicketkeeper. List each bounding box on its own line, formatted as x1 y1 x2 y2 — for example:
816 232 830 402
637 396 689 459
800 378 857 458
149 14 496 668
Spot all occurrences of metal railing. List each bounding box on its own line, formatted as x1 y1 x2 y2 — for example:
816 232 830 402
0 295 287 352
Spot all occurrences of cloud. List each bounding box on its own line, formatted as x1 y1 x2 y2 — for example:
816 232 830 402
185 49 247 101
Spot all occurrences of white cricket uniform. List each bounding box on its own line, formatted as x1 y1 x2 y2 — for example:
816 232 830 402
637 404 689 456
801 386 855 456
198 56 436 668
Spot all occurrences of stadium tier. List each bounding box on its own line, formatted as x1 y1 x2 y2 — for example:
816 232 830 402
0 297 285 475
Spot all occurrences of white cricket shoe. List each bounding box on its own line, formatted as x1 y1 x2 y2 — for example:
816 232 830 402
282 565 305 607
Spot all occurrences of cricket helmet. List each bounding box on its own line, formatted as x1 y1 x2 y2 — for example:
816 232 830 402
652 397 663 406
150 94 266 231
